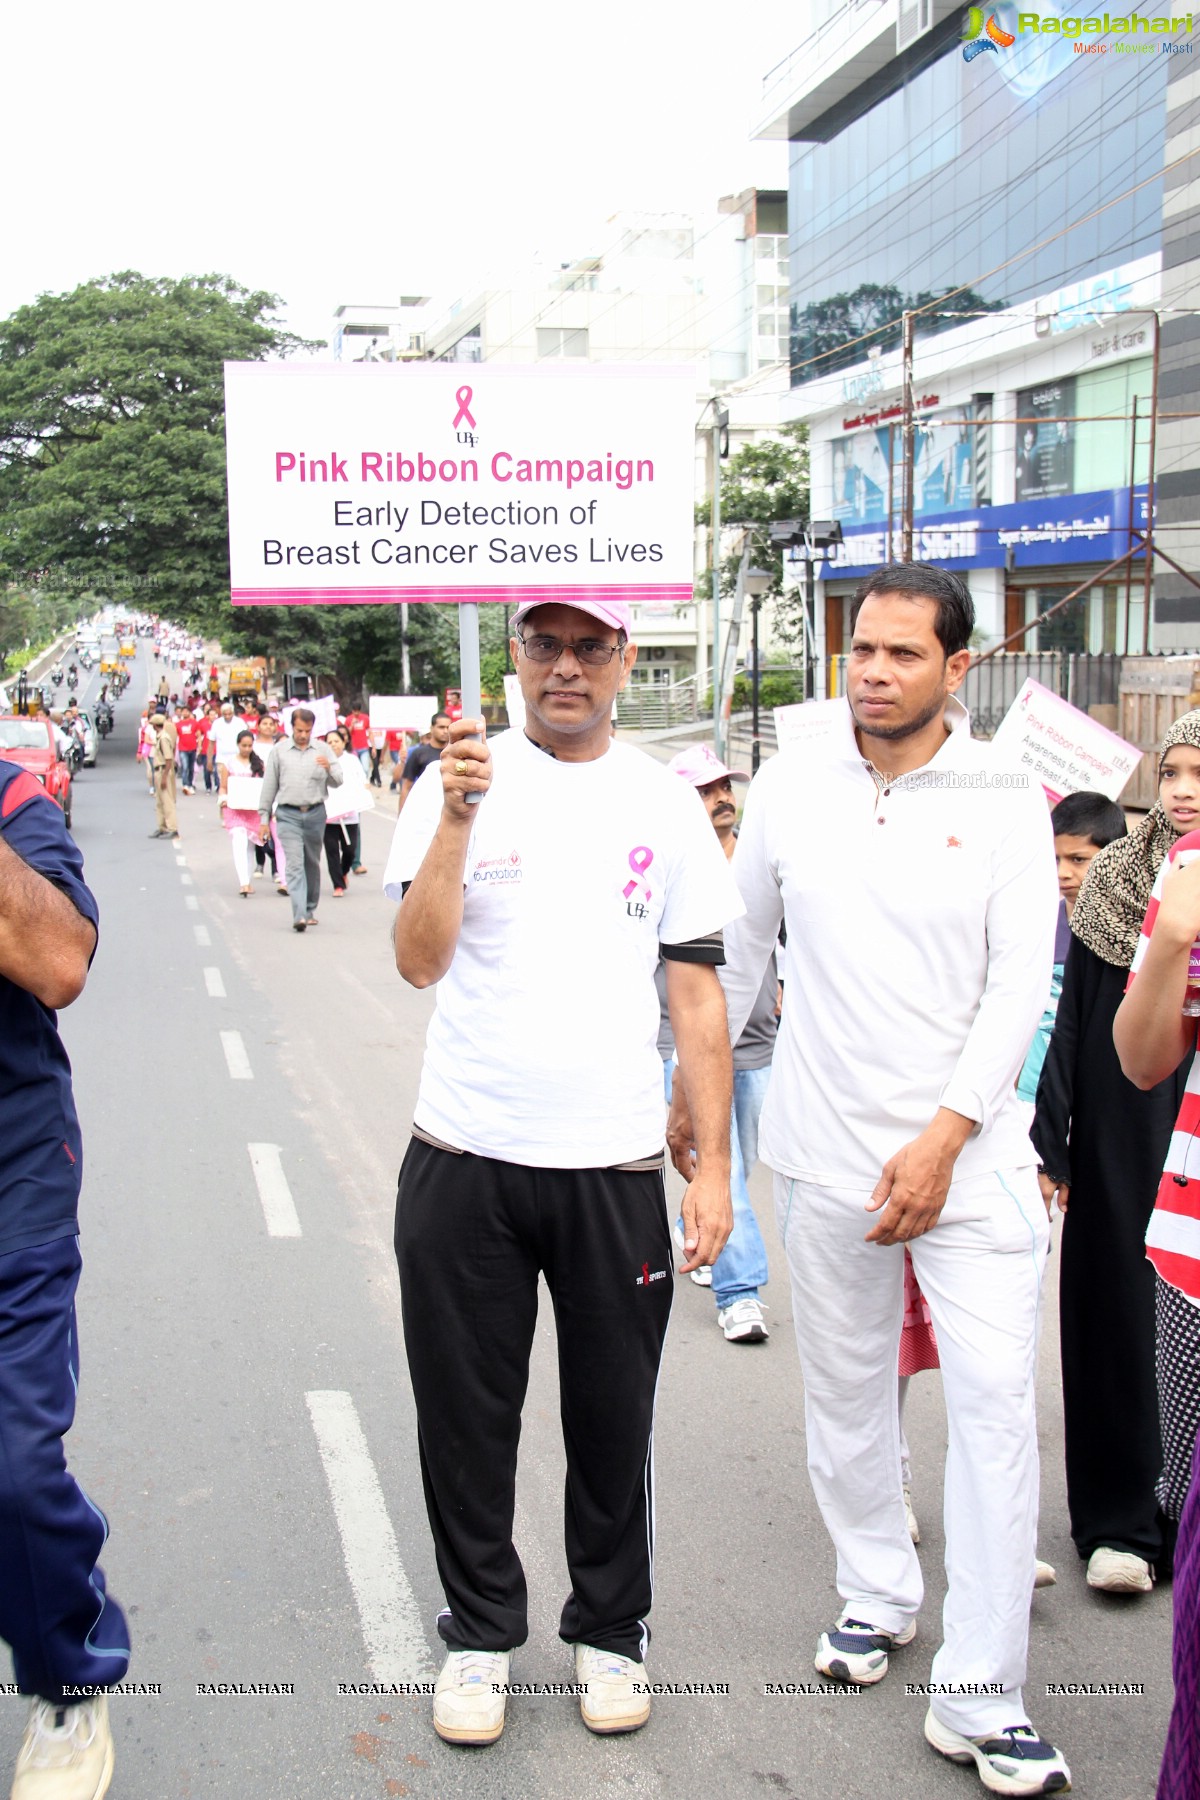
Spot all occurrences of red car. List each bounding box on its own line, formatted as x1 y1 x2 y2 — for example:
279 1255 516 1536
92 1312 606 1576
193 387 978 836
0 716 73 827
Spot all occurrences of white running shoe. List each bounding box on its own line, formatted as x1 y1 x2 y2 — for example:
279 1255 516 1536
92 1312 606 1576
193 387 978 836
11 1695 114 1800
924 1708 1071 1794
573 1644 651 1734
815 1613 916 1685
432 1649 511 1745
1034 1559 1057 1589
716 1297 769 1342
689 1265 713 1287
1085 1547 1152 1593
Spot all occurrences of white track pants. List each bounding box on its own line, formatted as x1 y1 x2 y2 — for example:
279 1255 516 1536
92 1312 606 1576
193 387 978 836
774 1166 1048 1736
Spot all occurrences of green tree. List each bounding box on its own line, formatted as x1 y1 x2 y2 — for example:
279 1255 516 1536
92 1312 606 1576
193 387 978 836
696 422 810 653
0 270 319 650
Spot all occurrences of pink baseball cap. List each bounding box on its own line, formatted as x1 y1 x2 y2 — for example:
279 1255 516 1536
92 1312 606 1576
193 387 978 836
511 596 633 637
667 743 749 787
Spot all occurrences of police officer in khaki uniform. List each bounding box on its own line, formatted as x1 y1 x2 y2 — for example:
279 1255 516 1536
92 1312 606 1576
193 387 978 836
148 712 178 839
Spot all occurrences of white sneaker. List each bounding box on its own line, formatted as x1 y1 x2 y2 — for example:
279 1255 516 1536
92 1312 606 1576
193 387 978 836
1086 1547 1153 1593
716 1296 769 1342
904 1484 920 1545
924 1708 1071 1795
573 1643 651 1734
1034 1559 1057 1589
689 1265 713 1287
432 1649 511 1745
11 1695 114 1799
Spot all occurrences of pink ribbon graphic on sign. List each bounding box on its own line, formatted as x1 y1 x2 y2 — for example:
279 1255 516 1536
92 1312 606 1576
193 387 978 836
452 386 476 429
622 846 654 901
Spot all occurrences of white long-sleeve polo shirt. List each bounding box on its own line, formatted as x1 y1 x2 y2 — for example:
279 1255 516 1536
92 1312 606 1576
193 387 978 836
721 695 1058 1188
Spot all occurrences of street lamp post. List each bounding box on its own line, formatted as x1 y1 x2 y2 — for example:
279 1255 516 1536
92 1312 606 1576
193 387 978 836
743 565 773 775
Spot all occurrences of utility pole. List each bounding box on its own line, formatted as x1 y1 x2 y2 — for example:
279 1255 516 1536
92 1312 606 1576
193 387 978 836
711 404 727 758
901 309 915 563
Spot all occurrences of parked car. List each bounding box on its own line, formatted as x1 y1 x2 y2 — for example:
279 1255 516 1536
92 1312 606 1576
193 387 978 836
0 715 73 827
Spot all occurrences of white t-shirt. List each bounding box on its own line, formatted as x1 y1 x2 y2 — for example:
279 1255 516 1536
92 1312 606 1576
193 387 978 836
212 717 244 769
383 729 745 1168
721 696 1058 1187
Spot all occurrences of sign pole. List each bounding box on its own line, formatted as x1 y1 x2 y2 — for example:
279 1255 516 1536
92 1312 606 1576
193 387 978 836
459 601 482 724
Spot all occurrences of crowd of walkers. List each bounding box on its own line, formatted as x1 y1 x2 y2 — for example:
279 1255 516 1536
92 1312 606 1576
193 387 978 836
8 583 1200 1800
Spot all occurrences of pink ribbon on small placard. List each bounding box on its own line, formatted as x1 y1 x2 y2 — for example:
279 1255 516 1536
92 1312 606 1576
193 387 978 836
452 386 476 429
623 846 654 901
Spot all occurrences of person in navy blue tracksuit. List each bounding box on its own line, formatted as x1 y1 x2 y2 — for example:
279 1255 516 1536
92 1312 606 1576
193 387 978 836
0 758 129 1799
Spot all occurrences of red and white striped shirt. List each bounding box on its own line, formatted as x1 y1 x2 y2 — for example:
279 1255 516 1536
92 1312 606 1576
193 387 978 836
1129 828 1200 1303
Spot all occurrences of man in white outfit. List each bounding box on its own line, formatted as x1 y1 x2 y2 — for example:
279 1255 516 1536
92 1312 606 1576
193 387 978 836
669 564 1070 1797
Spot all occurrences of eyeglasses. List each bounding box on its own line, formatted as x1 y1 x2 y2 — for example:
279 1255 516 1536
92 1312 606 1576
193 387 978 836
516 633 625 668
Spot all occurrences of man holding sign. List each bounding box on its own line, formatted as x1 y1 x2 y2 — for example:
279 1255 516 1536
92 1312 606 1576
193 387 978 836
258 708 343 932
383 598 743 1748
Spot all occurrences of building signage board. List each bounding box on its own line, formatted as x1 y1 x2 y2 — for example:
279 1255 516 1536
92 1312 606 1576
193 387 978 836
819 485 1150 578
223 363 695 609
989 678 1141 804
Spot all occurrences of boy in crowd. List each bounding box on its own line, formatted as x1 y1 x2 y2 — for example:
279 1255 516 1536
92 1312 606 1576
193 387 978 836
1018 791 1127 1105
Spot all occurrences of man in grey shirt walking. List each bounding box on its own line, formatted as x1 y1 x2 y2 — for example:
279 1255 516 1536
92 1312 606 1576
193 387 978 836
259 709 343 933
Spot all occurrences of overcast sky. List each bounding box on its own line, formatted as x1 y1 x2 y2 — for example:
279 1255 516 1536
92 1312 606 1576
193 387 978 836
8 0 801 349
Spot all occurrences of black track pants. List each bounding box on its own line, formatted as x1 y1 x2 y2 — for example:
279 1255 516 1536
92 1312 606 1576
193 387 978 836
394 1137 673 1660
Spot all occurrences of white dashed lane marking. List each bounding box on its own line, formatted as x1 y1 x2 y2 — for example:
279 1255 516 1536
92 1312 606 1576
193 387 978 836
220 1030 253 1081
306 1391 430 1682
247 1143 301 1238
184 895 199 912
180 872 193 886
194 925 211 946
203 967 226 999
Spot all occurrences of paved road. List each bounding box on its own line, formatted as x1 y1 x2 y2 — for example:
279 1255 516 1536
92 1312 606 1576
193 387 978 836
0 644 1173 1798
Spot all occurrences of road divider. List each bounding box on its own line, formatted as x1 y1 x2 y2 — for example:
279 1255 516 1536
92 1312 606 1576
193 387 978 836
220 1030 253 1080
247 1142 301 1237
306 1390 431 1683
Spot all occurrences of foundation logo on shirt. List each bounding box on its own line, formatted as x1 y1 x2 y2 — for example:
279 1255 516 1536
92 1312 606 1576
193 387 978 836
635 1261 669 1287
622 845 655 920
472 850 522 886
946 834 964 849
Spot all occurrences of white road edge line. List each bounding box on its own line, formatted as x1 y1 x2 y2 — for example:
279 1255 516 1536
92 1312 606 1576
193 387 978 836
175 854 187 867
180 872 194 886
220 1030 253 1081
194 925 211 946
247 1142 301 1238
184 895 199 912
306 1391 431 1682
203 967 226 999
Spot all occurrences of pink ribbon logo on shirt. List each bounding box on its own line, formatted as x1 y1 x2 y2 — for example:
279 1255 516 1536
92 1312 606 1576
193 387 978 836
452 386 476 430
623 846 654 902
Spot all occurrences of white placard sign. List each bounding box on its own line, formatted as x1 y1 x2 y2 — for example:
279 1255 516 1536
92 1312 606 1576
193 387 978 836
225 774 263 811
502 673 526 732
990 678 1141 802
369 695 437 731
325 783 376 823
282 695 339 738
772 698 845 753
223 363 696 609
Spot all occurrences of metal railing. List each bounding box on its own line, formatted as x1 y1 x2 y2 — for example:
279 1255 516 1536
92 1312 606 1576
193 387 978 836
828 651 1124 737
615 674 700 731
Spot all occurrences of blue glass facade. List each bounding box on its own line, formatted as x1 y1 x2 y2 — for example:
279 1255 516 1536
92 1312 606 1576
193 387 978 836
788 11 1169 381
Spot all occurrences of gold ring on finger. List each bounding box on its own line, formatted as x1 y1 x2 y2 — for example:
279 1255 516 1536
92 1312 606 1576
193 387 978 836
455 758 468 774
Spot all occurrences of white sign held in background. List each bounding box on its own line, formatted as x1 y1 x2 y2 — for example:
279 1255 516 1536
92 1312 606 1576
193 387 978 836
282 695 339 738
223 363 695 610
772 699 845 753
990 678 1141 802
225 774 263 811
502 673 526 732
368 696 438 732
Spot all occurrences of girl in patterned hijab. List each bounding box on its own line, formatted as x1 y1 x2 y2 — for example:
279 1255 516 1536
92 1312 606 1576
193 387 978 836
1032 708 1200 1597
1071 709 1200 970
